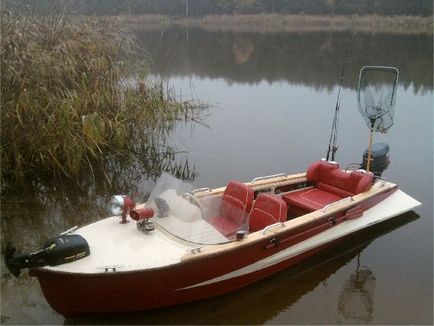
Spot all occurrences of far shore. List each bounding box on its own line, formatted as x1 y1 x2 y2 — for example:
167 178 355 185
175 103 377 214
109 14 432 34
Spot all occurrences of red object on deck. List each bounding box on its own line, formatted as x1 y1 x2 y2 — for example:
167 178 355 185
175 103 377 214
120 196 135 224
283 161 374 215
207 180 254 236
249 194 287 232
130 207 154 221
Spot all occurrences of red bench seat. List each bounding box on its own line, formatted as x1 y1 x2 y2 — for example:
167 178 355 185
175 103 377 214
283 188 342 213
283 160 373 216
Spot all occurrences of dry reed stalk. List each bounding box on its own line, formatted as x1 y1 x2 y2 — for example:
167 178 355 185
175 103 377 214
1 11 204 186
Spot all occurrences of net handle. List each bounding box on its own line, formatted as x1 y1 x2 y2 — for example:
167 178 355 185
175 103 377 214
366 129 374 172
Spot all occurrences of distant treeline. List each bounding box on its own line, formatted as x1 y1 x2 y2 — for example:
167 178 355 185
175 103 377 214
136 27 433 92
5 0 433 16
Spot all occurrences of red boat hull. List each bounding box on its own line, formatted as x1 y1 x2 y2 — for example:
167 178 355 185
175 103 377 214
30 188 396 316
33 238 340 316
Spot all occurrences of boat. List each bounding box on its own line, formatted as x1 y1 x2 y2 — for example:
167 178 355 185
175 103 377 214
4 66 421 316
56 213 426 324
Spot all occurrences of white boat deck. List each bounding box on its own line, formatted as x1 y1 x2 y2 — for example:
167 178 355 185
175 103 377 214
45 215 196 274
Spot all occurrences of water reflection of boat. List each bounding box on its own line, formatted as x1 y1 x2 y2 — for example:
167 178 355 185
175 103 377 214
5 67 421 316
338 262 375 322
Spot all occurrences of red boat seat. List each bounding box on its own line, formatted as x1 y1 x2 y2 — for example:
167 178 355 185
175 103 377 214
249 194 287 232
283 160 373 215
207 180 254 236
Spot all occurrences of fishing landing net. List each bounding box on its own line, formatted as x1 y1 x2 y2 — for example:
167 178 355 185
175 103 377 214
357 66 399 172
357 66 399 133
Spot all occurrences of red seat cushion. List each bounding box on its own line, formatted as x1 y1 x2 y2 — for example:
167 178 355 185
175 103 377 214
283 160 374 216
207 215 245 237
306 160 340 182
307 160 373 196
249 194 287 232
315 169 373 197
282 188 343 213
207 180 254 236
219 180 254 223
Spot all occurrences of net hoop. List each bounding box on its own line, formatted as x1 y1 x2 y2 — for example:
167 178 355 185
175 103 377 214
357 66 399 133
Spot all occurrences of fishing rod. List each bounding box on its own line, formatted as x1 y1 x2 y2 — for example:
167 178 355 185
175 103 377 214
325 33 354 162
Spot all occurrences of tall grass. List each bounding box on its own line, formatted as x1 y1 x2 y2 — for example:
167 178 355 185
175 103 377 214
1 10 204 187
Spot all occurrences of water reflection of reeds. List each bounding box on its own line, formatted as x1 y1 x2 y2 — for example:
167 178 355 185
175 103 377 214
0 144 199 251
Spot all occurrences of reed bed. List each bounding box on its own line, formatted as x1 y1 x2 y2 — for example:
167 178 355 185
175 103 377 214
1 11 204 187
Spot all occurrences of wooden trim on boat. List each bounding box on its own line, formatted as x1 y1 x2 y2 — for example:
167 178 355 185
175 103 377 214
194 172 308 198
181 179 398 262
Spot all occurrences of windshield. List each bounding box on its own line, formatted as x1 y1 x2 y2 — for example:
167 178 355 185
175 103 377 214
145 173 248 244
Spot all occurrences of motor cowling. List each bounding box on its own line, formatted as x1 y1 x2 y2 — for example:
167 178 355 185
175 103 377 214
362 142 390 176
5 234 90 277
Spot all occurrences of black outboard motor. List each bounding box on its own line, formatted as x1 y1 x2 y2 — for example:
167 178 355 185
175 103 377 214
362 142 390 176
5 234 90 277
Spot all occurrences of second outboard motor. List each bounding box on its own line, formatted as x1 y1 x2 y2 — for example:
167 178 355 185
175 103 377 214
362 142 390 176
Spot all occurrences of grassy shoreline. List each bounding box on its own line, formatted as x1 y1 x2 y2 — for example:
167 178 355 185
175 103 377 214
0 11 204 186
113 14 432 34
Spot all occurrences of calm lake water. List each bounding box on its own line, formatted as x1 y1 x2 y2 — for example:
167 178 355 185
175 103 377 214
1 26 432 325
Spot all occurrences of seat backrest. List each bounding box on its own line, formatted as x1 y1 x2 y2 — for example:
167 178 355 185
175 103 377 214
219 180 254 224
307 160 373 197
306 160 340 182
249 194 287 232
